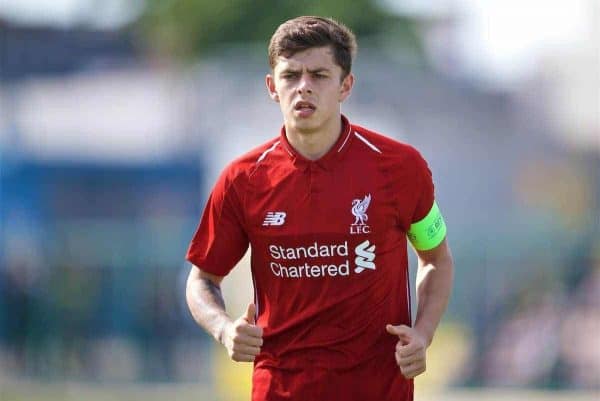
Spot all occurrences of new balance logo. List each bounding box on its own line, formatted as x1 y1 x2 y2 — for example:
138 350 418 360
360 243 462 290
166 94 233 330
263 211 286 226
354 240 376 273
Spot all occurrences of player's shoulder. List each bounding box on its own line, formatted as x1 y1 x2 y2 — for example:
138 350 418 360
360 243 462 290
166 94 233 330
219 137 281 183
351 123 425 163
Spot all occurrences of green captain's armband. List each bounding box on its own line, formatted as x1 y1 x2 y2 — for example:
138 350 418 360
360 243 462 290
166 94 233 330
407 201 447 251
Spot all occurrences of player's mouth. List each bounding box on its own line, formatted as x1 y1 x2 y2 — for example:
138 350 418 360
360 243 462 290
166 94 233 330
293 101 316 118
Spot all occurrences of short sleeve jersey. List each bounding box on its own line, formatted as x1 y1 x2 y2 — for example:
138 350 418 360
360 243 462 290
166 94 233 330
187 116 437 401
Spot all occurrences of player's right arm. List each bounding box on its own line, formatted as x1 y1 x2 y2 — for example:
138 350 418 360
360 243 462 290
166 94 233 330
186 266 263 362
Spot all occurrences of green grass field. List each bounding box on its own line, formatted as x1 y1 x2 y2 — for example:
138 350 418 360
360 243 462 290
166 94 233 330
0 380 598 401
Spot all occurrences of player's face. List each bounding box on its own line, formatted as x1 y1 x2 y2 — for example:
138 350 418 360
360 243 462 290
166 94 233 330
266 46 354 135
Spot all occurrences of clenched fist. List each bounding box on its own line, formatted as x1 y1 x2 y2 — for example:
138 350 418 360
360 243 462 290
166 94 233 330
385 324 427 379
221 303 264 362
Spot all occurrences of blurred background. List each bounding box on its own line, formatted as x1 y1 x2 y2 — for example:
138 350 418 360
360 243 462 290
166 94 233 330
0 0 598 400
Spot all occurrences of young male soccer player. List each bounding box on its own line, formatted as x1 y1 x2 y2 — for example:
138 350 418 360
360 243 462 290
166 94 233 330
185 16 454 401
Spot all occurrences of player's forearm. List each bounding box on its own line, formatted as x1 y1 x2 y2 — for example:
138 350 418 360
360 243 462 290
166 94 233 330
414 249 454 347
186 273 232 344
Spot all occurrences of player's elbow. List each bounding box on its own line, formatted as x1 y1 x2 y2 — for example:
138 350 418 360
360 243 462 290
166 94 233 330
185 266 204 310
185 271 196 313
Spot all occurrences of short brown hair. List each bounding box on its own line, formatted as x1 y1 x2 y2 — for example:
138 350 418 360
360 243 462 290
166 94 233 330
268 16 357 79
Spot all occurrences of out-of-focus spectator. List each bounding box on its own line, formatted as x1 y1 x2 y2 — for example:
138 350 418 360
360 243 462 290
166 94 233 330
136 268 180 380
477 242 600 389
559 250 600 388
0 255 52 377
482 288 564 386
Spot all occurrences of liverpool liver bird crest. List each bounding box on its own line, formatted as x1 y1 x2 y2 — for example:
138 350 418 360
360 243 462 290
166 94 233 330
351 194 371 225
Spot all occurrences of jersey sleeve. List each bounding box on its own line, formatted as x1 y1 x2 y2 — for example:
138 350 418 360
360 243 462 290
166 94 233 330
411 151 435 223
186 165 249 276
406 150 448 250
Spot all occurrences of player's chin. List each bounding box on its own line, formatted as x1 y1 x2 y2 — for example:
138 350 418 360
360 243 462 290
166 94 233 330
290 115 320 131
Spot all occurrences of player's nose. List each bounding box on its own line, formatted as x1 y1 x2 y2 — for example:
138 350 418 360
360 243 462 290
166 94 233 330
297 75 313 95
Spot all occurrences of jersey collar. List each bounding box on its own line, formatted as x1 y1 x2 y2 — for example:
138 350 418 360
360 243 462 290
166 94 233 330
279 114 354 171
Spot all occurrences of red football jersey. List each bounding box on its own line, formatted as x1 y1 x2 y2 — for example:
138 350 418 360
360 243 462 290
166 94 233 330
187 115 436 401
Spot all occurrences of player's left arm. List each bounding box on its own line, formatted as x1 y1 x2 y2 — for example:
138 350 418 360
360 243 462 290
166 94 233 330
386 151 454 378
412 237 454 347
387 229 454 379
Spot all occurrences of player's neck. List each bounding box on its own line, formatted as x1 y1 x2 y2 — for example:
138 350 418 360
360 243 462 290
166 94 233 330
285 114 342 161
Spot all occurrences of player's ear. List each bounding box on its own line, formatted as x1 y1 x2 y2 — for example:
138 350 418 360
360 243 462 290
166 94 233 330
266 74 279 103
339 72 354 102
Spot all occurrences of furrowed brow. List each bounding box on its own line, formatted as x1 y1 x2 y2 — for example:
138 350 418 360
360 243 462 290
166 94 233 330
307 68 330 74
280 67 330 74
280 67 301 74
